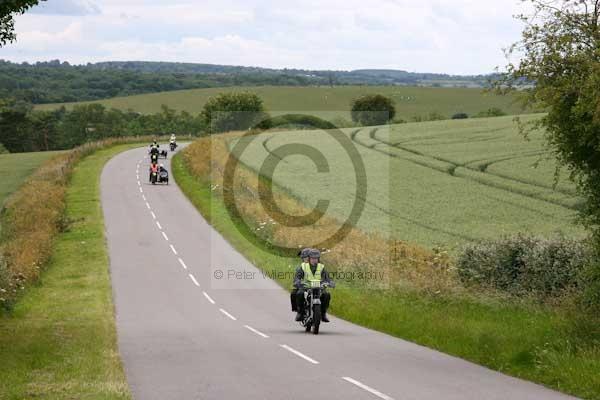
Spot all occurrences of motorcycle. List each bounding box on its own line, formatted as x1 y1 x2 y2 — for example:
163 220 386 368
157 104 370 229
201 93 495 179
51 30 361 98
300 281 333 335
150 153 159 164
160 149 168 159
170 142 177 151
158 169 169 185
150 170 158 185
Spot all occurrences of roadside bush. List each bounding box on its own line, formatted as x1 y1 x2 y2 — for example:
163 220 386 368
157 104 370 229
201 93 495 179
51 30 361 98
474 107 507 118
350 94 396 126
581 260 600 312
457 234 590 298
201 92 268 133
452 112 469 119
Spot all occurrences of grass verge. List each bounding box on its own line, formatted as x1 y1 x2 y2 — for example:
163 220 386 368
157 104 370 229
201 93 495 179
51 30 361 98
173 150 600 400
0 144 138 399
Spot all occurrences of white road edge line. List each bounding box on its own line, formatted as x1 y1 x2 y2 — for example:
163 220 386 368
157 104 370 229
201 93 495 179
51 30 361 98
342 377 394 400
279 344 319 364
151 211 156 219
203 291 215 304
188 274 200 287
244 325 269 338
178 258 188 269
156 221 162 229
161 231 169 241
219 308 237 321
169 244 178 255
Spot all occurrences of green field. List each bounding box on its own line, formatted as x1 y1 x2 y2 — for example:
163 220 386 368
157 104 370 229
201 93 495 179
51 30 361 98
229 114 581 249
0 151 63 206
36 85 527 121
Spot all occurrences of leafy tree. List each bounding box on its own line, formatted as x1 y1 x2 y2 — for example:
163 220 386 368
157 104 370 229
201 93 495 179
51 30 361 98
350 94 396 126
0 99 33 152
452 112 469 119
0 0 45 46
201 92 267 133
499 0 600 309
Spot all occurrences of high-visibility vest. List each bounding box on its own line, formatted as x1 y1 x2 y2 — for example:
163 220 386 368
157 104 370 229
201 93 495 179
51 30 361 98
301 262 324 285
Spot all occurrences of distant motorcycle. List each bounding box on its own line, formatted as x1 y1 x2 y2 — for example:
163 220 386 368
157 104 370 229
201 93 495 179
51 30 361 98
160 149 168 159
299 281 333 335
149 167 169 185
170 142 177 152
150 153 159 164
158 169 169 185
150 170 158 185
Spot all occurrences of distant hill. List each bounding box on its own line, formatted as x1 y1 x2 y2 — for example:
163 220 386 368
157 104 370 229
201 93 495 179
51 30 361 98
91 61 493 87
0 59 496 105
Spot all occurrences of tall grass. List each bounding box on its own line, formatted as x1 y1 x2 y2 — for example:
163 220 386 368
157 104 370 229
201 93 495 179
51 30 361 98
0 136 162 310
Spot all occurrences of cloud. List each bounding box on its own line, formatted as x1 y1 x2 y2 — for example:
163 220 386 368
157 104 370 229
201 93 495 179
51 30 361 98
2 0 529 75
30 0 100 16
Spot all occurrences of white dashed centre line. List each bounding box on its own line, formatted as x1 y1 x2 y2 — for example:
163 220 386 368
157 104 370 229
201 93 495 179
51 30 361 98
244 325 269 338
151 211 156 219
142 195 146 201
203 291 216 304
139 187 143 193
219 308 237 321
137 181 141 186
169 244 178 255
178 258 188 269
342 377 394 400
161 231 169 241
145 202 151 209
279 344 319 364
156 221 162 229
189 273 200 287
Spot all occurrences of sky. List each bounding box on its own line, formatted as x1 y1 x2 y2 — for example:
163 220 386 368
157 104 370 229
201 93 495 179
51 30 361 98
0 0 528 75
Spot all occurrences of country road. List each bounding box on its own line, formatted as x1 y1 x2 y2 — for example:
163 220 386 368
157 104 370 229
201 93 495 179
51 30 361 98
100 146 578 400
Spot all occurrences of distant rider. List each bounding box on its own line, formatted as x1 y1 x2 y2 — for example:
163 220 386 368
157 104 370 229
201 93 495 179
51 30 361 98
149 162 159 181
170 133 176 144
294 249 333 323
291 248 311 313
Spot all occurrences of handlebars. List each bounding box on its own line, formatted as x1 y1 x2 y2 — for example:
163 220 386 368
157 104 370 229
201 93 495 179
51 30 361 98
301 281 335 289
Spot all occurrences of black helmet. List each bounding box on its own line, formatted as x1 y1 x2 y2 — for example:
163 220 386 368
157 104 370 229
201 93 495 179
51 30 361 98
298 248 311 258
308 249 321 259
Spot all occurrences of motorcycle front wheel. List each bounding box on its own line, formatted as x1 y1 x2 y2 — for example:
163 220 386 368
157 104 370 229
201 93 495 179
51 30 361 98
312 305 321 334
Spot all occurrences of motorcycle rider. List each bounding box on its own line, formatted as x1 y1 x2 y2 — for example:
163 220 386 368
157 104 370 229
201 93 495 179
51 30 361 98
170 133 176 144
291 248 311 313
294 249 332 323
149 162 159 182
159 163 167 173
